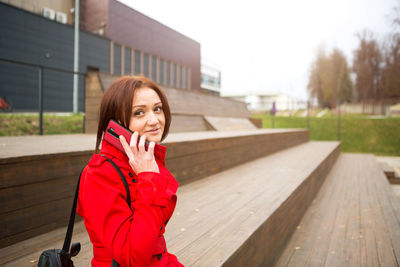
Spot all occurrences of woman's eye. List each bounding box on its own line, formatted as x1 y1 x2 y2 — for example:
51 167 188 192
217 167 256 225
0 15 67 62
154 106 163 112
134 110 144 116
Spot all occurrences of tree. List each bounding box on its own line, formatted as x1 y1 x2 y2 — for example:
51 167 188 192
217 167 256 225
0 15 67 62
352 31 383 102
307 47 353 108
381 1 400 103
381 34 400 101
307 47 327 107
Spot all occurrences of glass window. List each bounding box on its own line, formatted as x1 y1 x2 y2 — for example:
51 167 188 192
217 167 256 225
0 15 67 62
113 44 121 76
166 61 170 86
173 63 177 87
185 67 189 89
179 65 183 88
151 55 157 82
143 53 149 77
124 47 131 75
134 50 141 75
159 59 164 85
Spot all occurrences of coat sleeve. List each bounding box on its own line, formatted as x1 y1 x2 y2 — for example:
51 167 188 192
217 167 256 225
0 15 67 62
80 165 169 266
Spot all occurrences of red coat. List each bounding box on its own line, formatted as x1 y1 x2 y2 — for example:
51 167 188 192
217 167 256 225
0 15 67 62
77 139 184 267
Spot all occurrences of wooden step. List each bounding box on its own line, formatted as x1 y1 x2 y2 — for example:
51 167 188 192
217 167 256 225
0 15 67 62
0 141 339 266
380 161 395 179
204 116 257 131
276 154 400 266
0 129 308 248
166 141 339 267
379 161 400 184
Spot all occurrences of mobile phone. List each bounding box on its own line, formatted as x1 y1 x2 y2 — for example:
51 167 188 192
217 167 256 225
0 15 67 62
104 119 149 153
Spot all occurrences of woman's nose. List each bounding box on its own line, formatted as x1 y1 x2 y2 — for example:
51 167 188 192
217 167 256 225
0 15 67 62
147 112 158 125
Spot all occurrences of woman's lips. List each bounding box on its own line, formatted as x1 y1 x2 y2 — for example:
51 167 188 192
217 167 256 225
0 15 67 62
145 128 160 134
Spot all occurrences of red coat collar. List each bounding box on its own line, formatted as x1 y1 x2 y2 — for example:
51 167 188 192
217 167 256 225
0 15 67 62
100 139 167 165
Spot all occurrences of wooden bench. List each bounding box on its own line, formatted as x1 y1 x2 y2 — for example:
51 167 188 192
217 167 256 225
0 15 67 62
0 129 308 248
1 141 339 266
276 154 400 266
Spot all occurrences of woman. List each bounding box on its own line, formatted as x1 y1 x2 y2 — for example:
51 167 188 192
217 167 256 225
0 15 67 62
77 76 183 267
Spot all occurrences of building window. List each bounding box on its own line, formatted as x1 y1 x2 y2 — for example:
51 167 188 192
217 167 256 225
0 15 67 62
159 59 164 85
173 63 177 87
185 67 189 89
125 47 131 75
179 65 183 88
166 61 170 86
134 50 141 75
143 53 149 77
113 44 121 75
151 55 157 82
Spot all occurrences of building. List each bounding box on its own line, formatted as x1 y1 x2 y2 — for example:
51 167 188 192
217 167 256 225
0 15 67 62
0 0 201 111
200 59 221 95
224 93 306 112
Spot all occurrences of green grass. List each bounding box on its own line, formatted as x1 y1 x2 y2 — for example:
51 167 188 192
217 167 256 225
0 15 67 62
0 113 84 136
1 112 399 156
253 113 400 156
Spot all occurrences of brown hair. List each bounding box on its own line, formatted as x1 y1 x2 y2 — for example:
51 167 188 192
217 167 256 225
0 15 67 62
95 76 171 153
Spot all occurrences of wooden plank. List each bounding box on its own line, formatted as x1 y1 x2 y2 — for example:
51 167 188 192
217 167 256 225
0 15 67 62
204 116 257 131
368 156 400 264
169 114 212 132
167 135 309 185
0 141 339 266
324 157 359 267
0 221 89 266
282 155 346 267
0 154 89 189
0 175 76 214
165 130 309 159
96 72 252 118
276 154 400 267
0 197 75 247
219 143 340 267
0 129 308 248
165 141 339 266
380 162 395 179
0 129 307 161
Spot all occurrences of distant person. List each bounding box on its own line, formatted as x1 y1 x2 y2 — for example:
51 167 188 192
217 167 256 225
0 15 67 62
77 76 183 266
270 101 277 116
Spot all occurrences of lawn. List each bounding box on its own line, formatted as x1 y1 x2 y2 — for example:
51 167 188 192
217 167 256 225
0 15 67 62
0 113 84 136
1 112 399 156
253 113 400 156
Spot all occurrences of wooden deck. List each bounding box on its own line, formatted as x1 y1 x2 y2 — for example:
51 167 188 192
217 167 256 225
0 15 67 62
0 129 308 248
276 154 400 266
1 141 339 266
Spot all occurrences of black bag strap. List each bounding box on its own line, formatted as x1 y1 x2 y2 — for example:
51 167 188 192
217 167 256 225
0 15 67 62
61 156 131 266
100 155 132 267
100 155 131 208
62 169 83 253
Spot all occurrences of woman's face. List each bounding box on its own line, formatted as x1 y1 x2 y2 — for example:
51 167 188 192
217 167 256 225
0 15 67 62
129 87 165 143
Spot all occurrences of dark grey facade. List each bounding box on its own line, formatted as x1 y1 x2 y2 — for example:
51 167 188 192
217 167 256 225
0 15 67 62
0 3 110 112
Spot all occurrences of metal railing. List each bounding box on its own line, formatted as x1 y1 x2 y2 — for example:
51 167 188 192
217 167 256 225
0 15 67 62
0 58 86 135
260 100 342 141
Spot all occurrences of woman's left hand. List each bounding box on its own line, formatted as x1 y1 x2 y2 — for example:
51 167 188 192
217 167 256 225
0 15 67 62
119 132 159 174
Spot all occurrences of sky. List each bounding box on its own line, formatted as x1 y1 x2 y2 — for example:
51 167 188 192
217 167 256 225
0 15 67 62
118 0 398 100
